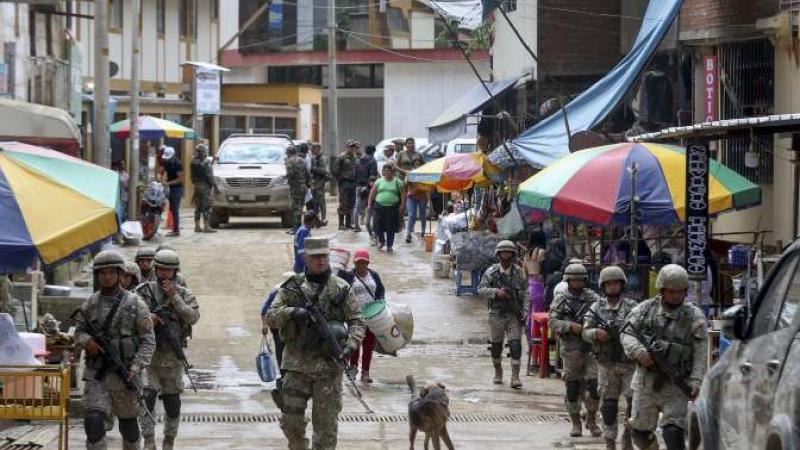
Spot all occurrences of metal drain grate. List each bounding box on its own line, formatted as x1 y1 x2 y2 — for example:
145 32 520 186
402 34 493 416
178 412 568 424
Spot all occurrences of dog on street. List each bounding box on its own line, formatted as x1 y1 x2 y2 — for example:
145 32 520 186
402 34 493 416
406 374 454 450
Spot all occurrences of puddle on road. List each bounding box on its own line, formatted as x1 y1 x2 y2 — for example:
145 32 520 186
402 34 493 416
226 326 255 337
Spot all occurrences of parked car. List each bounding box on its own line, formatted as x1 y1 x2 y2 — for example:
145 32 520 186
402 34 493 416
444 138 477 156
689 239 800 450
420 143 445 162
210 134 293 228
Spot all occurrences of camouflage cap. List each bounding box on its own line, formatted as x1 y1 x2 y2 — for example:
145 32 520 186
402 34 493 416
304 237 330 256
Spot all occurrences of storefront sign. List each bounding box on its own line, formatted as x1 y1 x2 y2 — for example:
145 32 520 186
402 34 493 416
703 56 718 122
194 68 221 115
685 144 710 281
269 0 283 31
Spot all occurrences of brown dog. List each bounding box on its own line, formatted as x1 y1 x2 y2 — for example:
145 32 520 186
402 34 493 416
407 375 455 450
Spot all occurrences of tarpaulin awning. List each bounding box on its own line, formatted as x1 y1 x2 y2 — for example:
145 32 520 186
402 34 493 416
427 76 520 144
0 98 81 156
512 0 684 168
428 0 499 30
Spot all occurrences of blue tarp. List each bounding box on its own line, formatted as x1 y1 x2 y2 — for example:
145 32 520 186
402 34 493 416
512 0 684 168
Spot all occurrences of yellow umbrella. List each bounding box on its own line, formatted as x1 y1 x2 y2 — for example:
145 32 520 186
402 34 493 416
407 152 502 192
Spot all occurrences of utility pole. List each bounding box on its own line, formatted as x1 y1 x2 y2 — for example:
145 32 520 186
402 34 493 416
128 0 141 219
327 0 339 160
93 0 110 168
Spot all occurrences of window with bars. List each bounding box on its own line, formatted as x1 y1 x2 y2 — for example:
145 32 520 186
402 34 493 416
717 38 775 184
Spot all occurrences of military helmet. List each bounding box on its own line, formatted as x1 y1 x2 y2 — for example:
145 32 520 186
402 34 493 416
93 250 126 272
563 263 589 281
598 266 627 286
495 240 517 256
155 243 176 254
195 142 209 154
135 248 156 260
154 249 180 269
656 264 689 290
123 262 142 281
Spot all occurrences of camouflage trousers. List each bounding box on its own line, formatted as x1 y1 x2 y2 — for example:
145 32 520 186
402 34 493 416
488 312 523 344
598 362 634 440
290 189 306 227
140 365 184 439
83 375 143 419
192 183 213 221
629 370 689 432
312 189 326 221
279 370 343 450
337 184 356 217
560 349 599 415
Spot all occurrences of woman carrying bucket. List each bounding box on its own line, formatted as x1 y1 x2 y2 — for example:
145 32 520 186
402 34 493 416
341 248 386 383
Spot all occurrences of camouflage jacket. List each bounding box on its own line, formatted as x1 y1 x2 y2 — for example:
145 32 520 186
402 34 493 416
286 155 310 194
309 154 330 191
478 263 528 319
74 289 155 386
621 296 708 387
333 151 358 185
582 296 638 364
135 281 200 369
396 150 424 179
190 156 215 188
266 272 365 375
549 288 602 352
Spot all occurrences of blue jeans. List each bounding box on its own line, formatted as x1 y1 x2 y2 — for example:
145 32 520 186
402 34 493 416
406 196 428 235
168 185 183 232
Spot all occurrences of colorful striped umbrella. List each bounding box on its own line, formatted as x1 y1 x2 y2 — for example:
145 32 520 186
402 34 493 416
110 116 196 140
0 142 119 271
518 142 761 225
407 152 503 192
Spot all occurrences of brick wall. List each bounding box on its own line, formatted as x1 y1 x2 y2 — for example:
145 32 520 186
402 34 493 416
680 0 778 31
538 0 622 76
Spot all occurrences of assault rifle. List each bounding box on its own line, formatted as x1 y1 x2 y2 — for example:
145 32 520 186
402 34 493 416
620 322 694 398
290 279 373 412
554 297 591 323
152 305 198 393
71 308 156 423
491 271 525 323
583 307 620 342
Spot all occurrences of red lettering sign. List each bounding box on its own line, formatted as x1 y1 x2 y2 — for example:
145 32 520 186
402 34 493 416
703 56 718 122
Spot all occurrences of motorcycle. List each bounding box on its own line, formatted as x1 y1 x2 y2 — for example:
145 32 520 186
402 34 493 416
140 181 167 240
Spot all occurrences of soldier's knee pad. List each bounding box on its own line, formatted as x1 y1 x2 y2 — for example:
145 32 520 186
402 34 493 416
661 424 686 450
84 410 107 443
601 399 618 426
490 342 503 360
631 429 656 449
144 388 157 412
118 418 140 443
508 340 522 360
586 379 600 399
161 394 181 419
566 380 582 403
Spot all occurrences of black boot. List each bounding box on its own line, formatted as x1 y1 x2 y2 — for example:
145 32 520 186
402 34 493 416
338 214 346 230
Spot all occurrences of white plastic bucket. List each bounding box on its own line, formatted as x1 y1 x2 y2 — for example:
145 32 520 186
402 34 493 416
363 300 405 353
431 254 451 278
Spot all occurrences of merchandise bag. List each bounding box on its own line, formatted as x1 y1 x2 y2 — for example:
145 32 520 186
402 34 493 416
255 336 277 383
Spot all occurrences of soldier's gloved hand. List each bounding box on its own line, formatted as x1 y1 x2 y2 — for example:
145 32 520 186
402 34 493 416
495 289 509 300
569 322 583 334
289 307 310 323
84 339 105 356
151 313 165 327
595 329 610 342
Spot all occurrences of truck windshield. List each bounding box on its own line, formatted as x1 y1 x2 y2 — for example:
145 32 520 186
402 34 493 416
218 143 285 164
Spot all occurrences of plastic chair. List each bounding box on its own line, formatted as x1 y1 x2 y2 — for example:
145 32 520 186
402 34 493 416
527 312 555 378
454 269 481 296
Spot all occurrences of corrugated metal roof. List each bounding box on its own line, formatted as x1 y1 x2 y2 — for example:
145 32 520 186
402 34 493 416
628 114 800 141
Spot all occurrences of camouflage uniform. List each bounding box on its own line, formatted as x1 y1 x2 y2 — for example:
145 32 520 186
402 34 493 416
74 258 155 450
622 285 707 450
395 149 423 181
478 242 528 388
333 149 358 229
309 151 330 222
190 144 216 232
136 251 200 450
549 273 603 435
583 294 638 446
286 153 311 228
266 238 366 450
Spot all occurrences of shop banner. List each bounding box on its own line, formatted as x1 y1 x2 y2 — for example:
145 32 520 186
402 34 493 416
685 144 710 280
194 68 221 115
703 56 718 122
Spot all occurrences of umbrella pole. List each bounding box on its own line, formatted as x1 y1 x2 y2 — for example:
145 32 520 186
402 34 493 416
630 162 638 269
30 259 41 331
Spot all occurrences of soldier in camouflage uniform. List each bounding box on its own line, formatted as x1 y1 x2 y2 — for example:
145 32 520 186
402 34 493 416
286 145 311 233
74 251 156 450
622 264 707 450
190 143 217 233
136 250 200 450
309 143 330 226
121 262 142 292
152 244 188 288
478 240 528 389
550 262 603 438
583 266 637 450
333 141 359 231
135 248 156 284
266 237 366 450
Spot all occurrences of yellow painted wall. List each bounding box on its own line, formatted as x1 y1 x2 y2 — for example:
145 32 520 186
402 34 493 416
222 84 322 107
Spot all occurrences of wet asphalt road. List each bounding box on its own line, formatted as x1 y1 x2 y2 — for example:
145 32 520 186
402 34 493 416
67 202 606 449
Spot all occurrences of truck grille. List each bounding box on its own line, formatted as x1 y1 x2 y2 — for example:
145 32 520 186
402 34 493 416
225 177 271 189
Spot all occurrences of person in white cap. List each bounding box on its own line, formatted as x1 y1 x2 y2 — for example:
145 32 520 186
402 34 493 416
159 145 183 237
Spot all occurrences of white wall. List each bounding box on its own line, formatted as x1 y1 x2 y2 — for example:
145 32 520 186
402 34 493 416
0 4 31 99
383 60 490 139
492 1 537 81
220 0 240 51
411 11 434 50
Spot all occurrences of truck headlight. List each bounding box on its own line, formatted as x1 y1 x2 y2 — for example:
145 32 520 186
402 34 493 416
273 176 287 186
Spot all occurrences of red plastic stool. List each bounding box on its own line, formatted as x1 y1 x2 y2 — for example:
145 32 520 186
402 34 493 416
529 313 554 378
